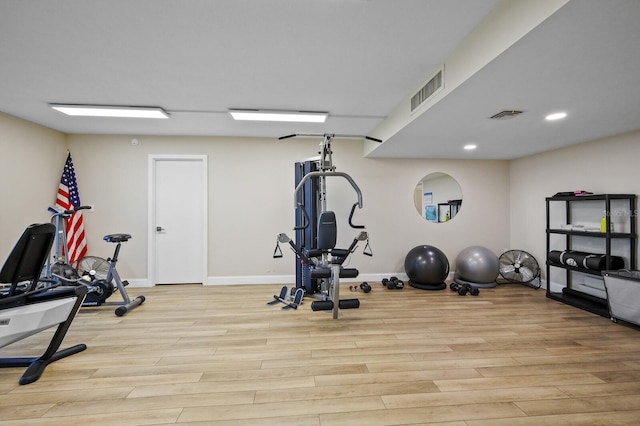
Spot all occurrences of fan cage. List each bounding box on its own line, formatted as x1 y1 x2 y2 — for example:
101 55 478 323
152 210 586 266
498 249 541 289
73 256 111 281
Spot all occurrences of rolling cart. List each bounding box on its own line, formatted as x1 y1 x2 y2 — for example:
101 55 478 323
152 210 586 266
602 270 640 325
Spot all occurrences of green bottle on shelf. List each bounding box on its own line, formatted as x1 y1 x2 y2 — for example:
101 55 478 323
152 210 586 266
600 215 614 233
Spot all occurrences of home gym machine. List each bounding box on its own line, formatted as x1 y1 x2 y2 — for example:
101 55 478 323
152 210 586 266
45 206 145 316
273 133 379 319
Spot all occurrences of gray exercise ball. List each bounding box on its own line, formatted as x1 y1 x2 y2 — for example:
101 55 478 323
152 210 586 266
455 245 499 287
404 245 449 290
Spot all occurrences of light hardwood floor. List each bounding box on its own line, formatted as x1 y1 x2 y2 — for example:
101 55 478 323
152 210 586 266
2 282 640 425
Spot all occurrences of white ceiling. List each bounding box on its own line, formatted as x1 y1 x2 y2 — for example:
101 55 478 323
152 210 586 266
1 0 639 160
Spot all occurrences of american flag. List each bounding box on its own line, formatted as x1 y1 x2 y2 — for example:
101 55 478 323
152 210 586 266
56 153 88 263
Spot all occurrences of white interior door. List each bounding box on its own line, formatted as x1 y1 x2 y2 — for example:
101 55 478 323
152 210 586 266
149 155 207 285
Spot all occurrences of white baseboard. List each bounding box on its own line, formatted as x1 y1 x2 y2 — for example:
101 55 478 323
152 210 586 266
207 275 294 286
129 272 457 287
206 273 402 286
123 278 153 288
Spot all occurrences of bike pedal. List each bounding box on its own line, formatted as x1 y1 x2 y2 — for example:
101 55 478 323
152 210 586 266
122 280 129 287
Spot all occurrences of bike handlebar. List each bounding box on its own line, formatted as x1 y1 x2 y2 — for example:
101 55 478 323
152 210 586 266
48 205 91 217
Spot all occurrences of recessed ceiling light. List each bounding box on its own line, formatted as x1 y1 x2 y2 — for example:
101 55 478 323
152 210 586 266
229 110 327 123
545 112 567 121
464 144 477 150
50 104 169 119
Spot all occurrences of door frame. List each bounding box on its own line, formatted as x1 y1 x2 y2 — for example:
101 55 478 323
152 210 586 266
147 154 208 286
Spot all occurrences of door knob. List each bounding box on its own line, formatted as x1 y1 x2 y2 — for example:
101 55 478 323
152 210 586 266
156 226 165 232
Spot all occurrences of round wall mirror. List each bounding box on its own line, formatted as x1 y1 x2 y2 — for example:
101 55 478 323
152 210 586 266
413 172 462 222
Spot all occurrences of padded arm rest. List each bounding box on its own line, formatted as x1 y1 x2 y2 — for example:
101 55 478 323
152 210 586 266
331 249 350 258
306 249 324 258
340 268 359 279
309 267 359 279
310 268 331 279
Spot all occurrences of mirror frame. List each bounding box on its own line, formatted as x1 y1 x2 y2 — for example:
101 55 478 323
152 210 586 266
414 172 462 223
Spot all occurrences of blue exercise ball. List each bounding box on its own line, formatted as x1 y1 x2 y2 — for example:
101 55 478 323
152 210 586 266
404 245 449 288
455 245 499 286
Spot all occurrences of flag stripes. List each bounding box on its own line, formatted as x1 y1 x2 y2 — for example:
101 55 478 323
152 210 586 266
55 153 88 264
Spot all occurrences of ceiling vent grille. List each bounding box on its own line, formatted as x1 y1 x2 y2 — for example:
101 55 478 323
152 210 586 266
490 110 524 120
411 68 443 112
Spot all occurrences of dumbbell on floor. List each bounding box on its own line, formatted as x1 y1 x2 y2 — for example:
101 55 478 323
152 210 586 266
449 282 479 296
349 282 372 293
382 277 404 290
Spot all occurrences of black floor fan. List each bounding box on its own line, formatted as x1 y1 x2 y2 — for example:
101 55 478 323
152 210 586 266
498 249 541 289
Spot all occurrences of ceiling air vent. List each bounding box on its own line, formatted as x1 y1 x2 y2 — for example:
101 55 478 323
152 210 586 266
490 110 524 120
410 67 443 112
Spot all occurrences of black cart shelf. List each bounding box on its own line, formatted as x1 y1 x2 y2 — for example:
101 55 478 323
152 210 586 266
545 193 637 317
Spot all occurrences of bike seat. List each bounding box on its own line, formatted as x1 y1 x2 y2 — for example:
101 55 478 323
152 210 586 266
104 233 131 243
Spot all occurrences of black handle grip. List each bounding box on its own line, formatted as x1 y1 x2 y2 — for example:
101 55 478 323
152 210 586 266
279 134 297 140
65 205 91 215
293 204 311 230
273 244 283 258
49 205 91 215
365 136 383 143
348 203 365 229
349 203 364 229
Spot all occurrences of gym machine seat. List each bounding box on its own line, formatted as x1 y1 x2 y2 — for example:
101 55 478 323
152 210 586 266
0 223 87 385
276 211 366 319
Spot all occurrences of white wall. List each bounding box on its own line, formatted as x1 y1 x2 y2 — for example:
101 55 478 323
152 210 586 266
0 112 512 285
0 112 67 257
12 111 637 289
65 133 511 284
510 130 640 287
5 112 639 289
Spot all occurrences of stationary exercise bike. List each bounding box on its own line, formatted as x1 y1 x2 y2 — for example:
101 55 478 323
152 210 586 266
45 206 145 316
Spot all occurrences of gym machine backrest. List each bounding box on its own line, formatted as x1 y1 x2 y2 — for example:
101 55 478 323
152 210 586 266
316 211 337 251
0 223 56 295
306 211 367 268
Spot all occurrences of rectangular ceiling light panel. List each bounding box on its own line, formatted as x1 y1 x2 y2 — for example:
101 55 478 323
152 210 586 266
229 110 327 123
50 104 169 119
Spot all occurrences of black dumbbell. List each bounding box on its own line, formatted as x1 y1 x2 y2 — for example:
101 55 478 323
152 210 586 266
350 282 372 293
451 282 468 296
450 282 479 296
383 277 396 289
383 277 404 290
467 285 479 296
